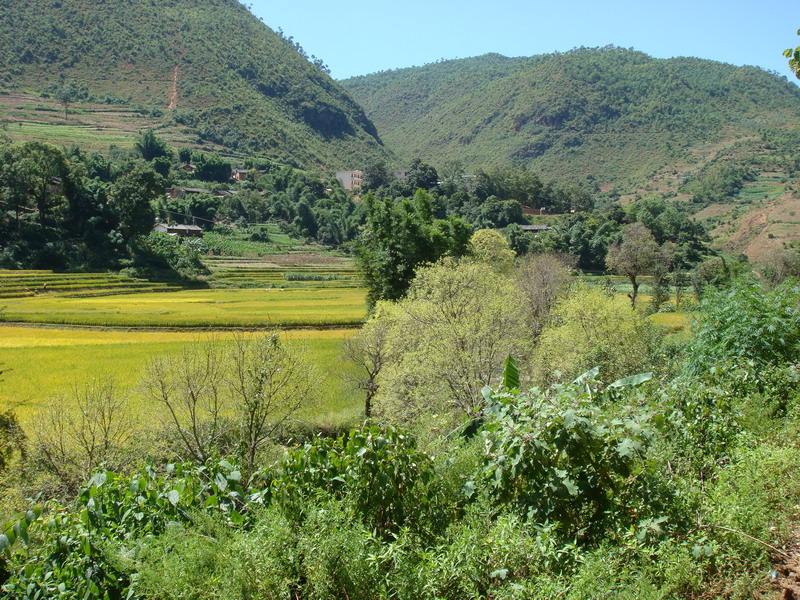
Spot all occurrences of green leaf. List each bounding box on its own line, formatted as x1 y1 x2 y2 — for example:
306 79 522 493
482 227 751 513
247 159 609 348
167 490 180 506
608 372 653 389
573 366 599 386
562 478 579 496
0 533 9 552
89 472 107 488
502 355 520 390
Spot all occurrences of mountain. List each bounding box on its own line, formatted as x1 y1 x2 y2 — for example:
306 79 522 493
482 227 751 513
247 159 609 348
342 48 800 191
0 0 386 168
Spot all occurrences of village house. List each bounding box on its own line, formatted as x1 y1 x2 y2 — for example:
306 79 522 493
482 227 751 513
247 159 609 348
335 169 363 192
166 187 208 199
152 222 204 238
231 168 249 182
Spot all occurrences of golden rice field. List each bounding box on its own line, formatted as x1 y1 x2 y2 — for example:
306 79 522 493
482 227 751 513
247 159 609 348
0 326 363 430
0 287 368 327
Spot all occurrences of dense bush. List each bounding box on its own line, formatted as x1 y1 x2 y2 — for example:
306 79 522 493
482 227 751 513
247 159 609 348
687 278 800 373
479 374 656 539
532 285 664 384
129 232 208 281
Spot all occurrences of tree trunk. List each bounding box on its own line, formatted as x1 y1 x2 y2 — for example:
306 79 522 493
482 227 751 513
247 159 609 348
365 386 374 419
629 276 638 308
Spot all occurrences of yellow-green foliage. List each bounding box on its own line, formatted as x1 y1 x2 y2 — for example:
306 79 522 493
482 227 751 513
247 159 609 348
0 326 361 429
468 229 515 272
0 287 367 327
374 259 530 423
533 285 662 384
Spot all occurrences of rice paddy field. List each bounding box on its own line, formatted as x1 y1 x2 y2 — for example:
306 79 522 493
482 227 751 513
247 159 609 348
0 326 362 429
0 287 367 327
0 266 693 438
0 262 368 432
0 263 367 327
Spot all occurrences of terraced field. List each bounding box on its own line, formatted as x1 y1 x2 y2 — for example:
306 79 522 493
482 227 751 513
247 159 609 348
0 271 181 299
0 326 362 429
0 93 231 156
0 257 367 327
206 256 362 289
0 262 368 431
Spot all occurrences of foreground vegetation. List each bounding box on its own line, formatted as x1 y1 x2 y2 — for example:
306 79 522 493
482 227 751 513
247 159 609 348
1 231 799 597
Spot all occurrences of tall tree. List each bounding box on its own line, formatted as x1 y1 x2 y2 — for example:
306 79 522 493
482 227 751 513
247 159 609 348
135 130 171 162
406 158 439 191
355 190 471 306
111 165 163 240
606 222 661 307
361 159 392 192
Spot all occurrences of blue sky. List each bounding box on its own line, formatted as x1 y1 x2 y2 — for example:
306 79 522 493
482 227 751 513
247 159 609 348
248 0 798 82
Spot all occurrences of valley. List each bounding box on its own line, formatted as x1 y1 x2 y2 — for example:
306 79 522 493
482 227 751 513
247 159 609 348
1 1 800 598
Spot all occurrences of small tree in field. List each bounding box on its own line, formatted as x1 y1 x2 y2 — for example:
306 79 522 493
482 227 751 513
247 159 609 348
146 333 315 476
342 304 395 418
145 341 227 465
54 83 78 121
606 223 660 308
227 334 316 477
34 379 135 493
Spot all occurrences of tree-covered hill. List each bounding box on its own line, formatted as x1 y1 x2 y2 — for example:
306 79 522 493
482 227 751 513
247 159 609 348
0 0 387 168
342 47 800 190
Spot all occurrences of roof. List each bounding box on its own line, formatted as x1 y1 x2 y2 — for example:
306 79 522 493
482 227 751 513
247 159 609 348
171 224 203 231
519 224 553 232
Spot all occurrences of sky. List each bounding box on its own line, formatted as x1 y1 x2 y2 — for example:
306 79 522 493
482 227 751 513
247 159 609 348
248 0 799 82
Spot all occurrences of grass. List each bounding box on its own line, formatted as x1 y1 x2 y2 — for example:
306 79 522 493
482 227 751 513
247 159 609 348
2 121 135 148
0 326 363 430
0 287 367 327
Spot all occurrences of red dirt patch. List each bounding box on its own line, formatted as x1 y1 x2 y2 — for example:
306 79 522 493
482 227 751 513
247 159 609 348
771 538 800 599
167 64 179 110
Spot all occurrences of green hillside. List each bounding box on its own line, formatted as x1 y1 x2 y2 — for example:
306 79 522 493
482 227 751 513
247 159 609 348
0 0 387 168
342 47 800 190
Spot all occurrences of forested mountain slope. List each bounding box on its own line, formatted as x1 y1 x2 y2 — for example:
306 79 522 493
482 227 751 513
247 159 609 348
0 0 387 168
342 48 800 190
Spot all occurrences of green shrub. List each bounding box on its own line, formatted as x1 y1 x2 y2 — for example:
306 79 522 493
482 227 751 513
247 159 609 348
130 232 208 281
273 425 435 538
687 278 800 374
478 376 656 539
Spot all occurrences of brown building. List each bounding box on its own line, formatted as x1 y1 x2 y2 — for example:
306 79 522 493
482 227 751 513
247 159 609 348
335 170 364 192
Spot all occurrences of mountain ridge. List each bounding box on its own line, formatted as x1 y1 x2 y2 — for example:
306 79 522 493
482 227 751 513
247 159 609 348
341 47 800 190
0 0 388 168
